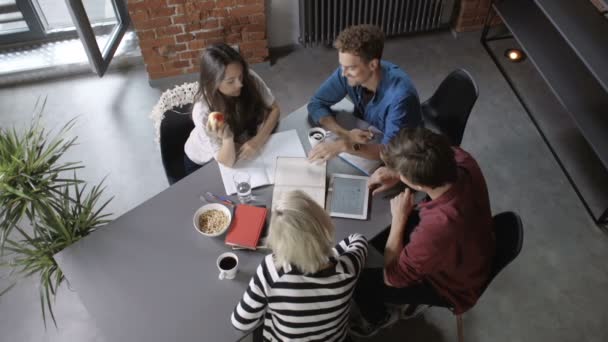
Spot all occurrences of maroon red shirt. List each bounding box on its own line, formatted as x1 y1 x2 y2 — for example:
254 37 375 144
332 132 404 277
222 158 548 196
385 147 495 314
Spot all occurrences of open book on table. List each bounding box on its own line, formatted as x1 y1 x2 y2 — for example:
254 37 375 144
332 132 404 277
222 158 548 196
271 157 327 210
218 129 306 195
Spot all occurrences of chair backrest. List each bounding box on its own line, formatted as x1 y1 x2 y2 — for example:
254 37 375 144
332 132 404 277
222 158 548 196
421 69 479 146
488 211 524 283
160 104 194 185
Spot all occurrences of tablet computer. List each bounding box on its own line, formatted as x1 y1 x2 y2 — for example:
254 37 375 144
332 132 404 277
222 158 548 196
327 173 370 220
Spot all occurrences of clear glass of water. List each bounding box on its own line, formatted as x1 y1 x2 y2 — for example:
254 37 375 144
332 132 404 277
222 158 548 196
233 171 252 203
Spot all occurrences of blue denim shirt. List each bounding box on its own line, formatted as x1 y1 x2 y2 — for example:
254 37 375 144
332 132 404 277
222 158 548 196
308 61 421 144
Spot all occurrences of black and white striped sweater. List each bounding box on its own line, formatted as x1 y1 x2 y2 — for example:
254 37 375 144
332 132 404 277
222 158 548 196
231 233 368 341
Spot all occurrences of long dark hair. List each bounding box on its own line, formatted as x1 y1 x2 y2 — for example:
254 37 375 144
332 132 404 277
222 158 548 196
196 43 269 140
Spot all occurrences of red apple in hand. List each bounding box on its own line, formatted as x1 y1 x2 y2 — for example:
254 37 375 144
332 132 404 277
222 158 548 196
207 111 225 131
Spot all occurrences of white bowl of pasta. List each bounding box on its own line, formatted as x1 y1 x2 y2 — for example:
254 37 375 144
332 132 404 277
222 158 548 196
193 203 232 237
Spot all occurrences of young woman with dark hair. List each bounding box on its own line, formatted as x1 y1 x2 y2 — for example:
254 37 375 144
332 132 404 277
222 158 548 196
184 43 280 173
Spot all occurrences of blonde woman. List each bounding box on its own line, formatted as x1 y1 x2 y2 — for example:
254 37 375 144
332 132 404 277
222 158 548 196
231 190 368 341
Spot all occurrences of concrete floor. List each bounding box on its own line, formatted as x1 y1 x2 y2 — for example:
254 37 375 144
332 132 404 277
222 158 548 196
1 31 608 342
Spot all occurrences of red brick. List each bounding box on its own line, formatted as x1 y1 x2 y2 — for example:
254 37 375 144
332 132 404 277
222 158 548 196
156 25 183 37
198 1 216 11
201 19 219 29
167 0 186 4
173 43 188 52
195 29 223 39
242 23 265 33
186 66 200 74
130 11 148 23
189 40 207 50
230 4 263 17
172 60 191 68
136 29 156 41
205 37 226 45
142 53 168 65
127 1 149 12
148 7 175 18
139 36 175 49
143 0 167 9
237 16 249 25
249 14 265 24
211 9 228 17
150 69 184 80
185 22 202 32
176 33 195 42
146 63 164 73
136 17 172 30
230 25 244 33
239 39 267 50
243 31 265 41
226 33 241 44
246 56 265 64
252 47 268 57
216 0 235 8
172 15 188 24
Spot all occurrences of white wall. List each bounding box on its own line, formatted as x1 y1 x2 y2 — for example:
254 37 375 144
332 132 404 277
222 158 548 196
267 0 300 47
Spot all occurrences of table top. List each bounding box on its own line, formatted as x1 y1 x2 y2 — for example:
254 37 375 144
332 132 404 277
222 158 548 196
54 103 393 342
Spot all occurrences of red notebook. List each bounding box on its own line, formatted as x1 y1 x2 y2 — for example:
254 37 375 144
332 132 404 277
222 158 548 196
225 204 267 250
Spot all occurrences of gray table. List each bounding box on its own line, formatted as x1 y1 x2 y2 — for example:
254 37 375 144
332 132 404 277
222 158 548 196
55 104 393 342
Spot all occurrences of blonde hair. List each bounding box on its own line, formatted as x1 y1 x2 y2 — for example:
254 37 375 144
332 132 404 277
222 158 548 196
267 190 334 274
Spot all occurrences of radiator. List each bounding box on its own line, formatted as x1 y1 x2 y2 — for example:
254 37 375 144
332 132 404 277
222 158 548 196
298 0 456 47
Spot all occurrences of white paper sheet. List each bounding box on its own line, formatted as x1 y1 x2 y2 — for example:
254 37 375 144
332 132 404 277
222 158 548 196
218 130 306 195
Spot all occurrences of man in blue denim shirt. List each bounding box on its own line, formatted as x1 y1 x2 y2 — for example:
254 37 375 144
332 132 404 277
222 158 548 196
308 25 421 163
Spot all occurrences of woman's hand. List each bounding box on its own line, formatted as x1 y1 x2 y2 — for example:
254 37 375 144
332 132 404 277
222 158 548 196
208 122 233 140
238 136 263 160
390 188 414 224
368 167 401 195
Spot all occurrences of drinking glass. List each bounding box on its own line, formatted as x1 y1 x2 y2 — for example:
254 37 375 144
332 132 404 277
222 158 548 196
233 171 252 203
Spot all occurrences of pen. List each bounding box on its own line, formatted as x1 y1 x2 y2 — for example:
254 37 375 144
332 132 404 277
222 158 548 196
206 191 235 206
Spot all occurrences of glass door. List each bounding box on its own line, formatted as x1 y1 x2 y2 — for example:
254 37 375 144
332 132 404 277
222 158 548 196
0 0 45 44
0 0 130 77
65 0 130 76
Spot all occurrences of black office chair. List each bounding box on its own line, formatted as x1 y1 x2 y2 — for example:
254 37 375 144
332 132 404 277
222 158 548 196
421 69 479 146
160 104 194 185
455 211 524 342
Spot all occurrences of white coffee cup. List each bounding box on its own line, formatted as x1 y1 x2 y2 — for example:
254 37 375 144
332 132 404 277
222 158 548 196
308 127 327 147
217 252 238 280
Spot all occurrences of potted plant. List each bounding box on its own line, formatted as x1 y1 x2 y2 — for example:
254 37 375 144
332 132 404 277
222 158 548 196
0 102 113 327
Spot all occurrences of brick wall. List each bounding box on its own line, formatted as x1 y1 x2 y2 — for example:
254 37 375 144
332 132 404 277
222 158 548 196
127 0 268 80
453 0 502 32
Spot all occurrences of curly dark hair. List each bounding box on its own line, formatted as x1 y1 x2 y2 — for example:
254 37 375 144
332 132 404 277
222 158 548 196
381 128 457 188
334 25 385 62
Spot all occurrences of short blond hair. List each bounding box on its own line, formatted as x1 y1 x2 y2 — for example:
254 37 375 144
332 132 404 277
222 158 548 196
267 190 334 274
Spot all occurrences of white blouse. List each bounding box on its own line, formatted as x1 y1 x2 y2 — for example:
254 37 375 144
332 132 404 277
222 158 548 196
184 70 275 165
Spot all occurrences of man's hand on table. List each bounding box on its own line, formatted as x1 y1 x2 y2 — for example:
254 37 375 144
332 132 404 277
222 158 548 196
346 128 374 144
308 139 347 163
368 166 401 195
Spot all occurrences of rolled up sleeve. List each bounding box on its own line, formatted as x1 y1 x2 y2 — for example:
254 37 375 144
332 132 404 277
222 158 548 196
307 67 348 125
381 94 422 144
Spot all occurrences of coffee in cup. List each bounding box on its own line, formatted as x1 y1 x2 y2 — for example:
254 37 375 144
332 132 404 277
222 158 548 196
217 252 238 280
307 127 327 147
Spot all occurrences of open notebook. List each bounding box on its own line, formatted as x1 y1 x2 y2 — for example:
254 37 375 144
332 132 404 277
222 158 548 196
271 157 327 210
218 129 306 195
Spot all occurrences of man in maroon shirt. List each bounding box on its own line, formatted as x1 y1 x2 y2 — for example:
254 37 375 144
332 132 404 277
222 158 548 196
350 128 495 337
